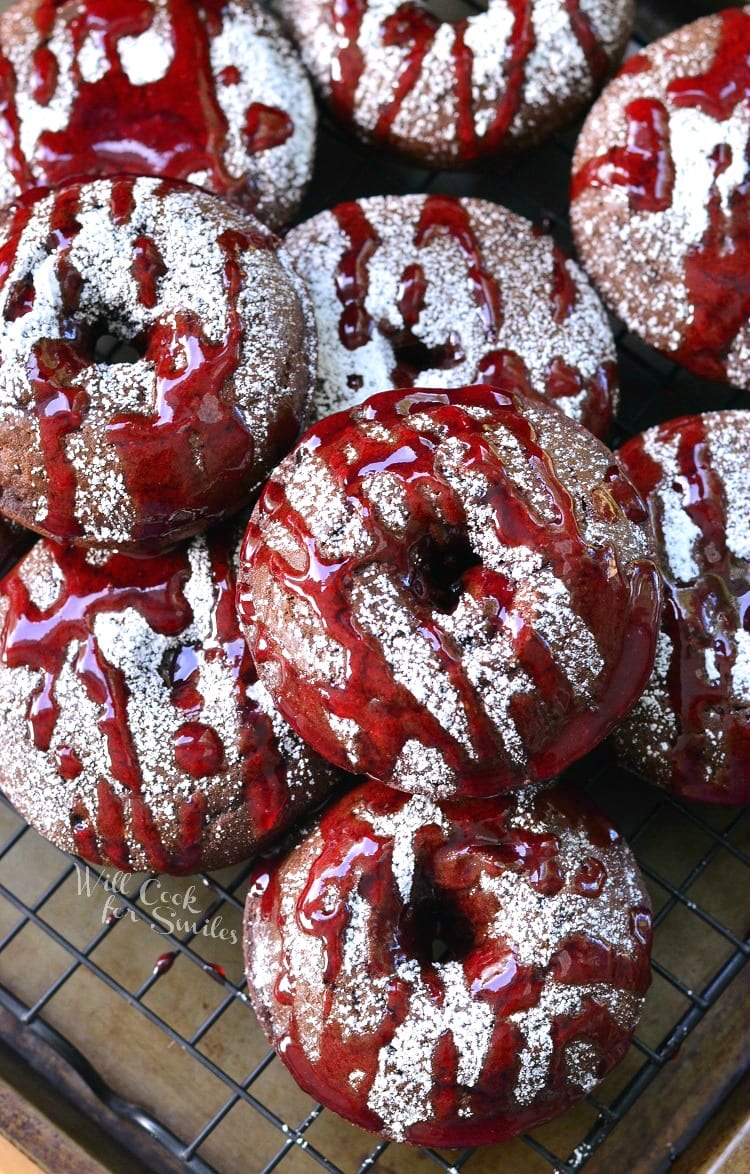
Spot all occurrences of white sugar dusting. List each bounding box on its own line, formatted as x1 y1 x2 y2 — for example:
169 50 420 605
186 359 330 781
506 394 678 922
0 0 315 228
572 15 750 376
281 0 631 164
365 794 449 902
0 529 334 867
246 784 649 1139
367 959 495 1141
119 2 175 85
285 195 617 425
0 175 313 544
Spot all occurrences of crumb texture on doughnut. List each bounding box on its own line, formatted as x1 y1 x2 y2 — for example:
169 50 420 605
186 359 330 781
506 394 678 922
0 524 343 873
285 195 619 437
615 411 750 805
244 780 652 1146
280 0 633 166
571 8 750 384
0 0 316 227
0 175 316 549
238 387 662 795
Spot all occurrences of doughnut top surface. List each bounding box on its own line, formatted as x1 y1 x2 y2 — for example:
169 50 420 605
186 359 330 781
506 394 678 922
0 524 343 873
571 7 750 384
280 0 633 167
0 175 315 549
245 780 652 1146
615 411 750 804
238 387 662 795
285 194 619 437
0 0 316 227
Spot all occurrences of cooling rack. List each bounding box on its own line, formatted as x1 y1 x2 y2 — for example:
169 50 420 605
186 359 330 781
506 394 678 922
0 2 748 1171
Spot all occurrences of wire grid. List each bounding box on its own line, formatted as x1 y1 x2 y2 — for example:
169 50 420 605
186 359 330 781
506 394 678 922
0 2 749 1171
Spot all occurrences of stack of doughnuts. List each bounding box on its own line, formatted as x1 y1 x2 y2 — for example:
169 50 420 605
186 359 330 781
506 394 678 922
0 0 746 1157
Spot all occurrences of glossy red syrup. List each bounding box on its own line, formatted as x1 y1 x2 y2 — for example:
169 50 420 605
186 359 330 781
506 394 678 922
574 11 750 379
668 10 750 378
563 0 609 84
0 181 286 548
327 0 535 162
415 197 502 338
0 525 309 870
0 0 294 213
571 97 675 212
154 950 177 976
248 781 652 1146
332 202 380 350
618 416 750 803
242 387 661 792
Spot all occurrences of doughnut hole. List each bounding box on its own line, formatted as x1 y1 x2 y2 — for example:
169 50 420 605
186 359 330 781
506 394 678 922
404 889 477 964
89 320 147 366
405 525 481 613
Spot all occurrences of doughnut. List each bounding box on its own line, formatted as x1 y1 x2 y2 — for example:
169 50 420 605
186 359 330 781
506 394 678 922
244 779 652 1146
279 0 633 168
0 175 316 550
285 194 619 438
571 8 750 385
614 412 750 806
237 386 662 796
0 522 345 874
0 0 316 228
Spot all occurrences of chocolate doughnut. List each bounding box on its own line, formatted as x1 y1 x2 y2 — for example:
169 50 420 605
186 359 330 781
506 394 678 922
0 175 316 550
615 411 750 805
244 779 652 1146
571 8 750 384
0 0 316 228
280 0 633 168
237 387 662 796
285 194 619 438
0 523 345 874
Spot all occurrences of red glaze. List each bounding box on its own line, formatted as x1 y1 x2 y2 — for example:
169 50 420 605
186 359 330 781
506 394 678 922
319 196 615 436
154 950 177 976
239 387 661 794
0 523 334 872
572 9 750 381
571 97 675 212
324 0 620 164
0 0 299 217
244 780 652 1147
617 413 750 804
0 178 307 550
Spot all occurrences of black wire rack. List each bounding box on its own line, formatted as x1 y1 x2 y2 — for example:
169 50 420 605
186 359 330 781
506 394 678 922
0 2 748 1172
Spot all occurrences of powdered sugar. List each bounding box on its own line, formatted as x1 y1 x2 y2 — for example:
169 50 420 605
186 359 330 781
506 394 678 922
280 0 632 165
245 782 650 1141
0 528 336 870
0 175 314 546
572 12 750 380
285 196 617 428
0 0 316 229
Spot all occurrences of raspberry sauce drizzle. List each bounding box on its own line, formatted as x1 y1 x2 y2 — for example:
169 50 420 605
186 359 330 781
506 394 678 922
0 0 293 211
107 225 258 547
248 781 652 1146
0 525 310 869
573 11 750 379
327 0 535 161
669 12 750 378
571 97 675 212
563 0 609 85
619 416 750 802
244 387 661 790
